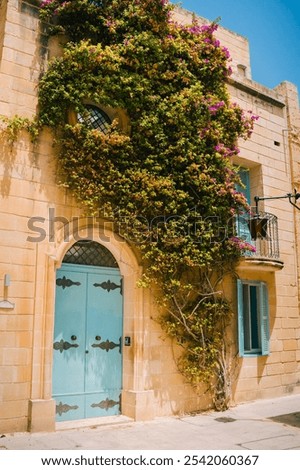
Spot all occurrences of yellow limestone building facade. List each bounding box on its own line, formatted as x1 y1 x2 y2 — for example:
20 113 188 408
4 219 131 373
0 0 300 433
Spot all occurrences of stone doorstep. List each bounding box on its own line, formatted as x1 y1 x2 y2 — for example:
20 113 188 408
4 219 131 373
55 414 134 432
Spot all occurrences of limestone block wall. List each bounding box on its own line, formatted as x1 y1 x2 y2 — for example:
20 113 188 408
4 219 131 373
229 78 300 401
0 1 8 65
0 0 41 432
0 0 299 433
276 81 300 371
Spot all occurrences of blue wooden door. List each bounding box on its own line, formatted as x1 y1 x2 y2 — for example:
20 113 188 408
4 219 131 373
53 264 123 421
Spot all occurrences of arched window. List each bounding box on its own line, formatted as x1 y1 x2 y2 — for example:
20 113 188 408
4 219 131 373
63 240 118 267
78 105 112 134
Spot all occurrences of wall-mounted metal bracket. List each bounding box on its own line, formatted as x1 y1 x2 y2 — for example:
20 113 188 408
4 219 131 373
0 274 15 310
254 189 300 215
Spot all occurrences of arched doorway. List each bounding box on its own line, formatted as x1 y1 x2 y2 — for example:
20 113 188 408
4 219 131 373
52 240 123 422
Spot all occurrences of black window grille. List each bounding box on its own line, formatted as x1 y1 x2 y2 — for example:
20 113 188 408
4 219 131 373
63 240 118 268
78 105 111 134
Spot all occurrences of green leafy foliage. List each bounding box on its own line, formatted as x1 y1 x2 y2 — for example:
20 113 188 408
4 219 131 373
0 115 39 143
38 0 256 408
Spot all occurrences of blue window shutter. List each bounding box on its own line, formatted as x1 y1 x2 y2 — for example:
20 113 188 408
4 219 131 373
259 282 270 355
236 168 251 204
236 213 251 243
236 169 251 243
237 280 245 356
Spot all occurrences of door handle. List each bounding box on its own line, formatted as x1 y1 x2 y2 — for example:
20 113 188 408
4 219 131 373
95 335 101 341
71 335 77 341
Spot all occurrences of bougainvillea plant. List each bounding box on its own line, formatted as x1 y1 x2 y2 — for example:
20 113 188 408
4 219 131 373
36 0 257 409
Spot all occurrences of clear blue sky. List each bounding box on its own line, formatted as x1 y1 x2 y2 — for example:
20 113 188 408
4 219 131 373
173 0 300 95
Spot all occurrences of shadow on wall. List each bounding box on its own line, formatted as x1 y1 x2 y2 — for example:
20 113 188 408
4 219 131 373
148 311 214 416
0 129 41 198
0 131 19 197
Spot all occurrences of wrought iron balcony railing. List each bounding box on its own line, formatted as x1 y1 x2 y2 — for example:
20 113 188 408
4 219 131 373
236 211 280 260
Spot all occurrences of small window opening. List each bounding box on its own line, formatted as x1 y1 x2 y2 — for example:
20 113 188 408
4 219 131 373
274 141 281 147
78 105 112 134
63 240 118 267
237 64 247 77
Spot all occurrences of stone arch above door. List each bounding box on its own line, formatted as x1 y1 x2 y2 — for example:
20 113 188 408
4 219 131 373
28 218 154 431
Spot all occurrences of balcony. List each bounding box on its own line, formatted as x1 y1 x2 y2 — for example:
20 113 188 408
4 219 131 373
236 211 284 271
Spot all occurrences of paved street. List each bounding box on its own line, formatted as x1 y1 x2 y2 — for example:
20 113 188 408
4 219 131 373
1 394 300 450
